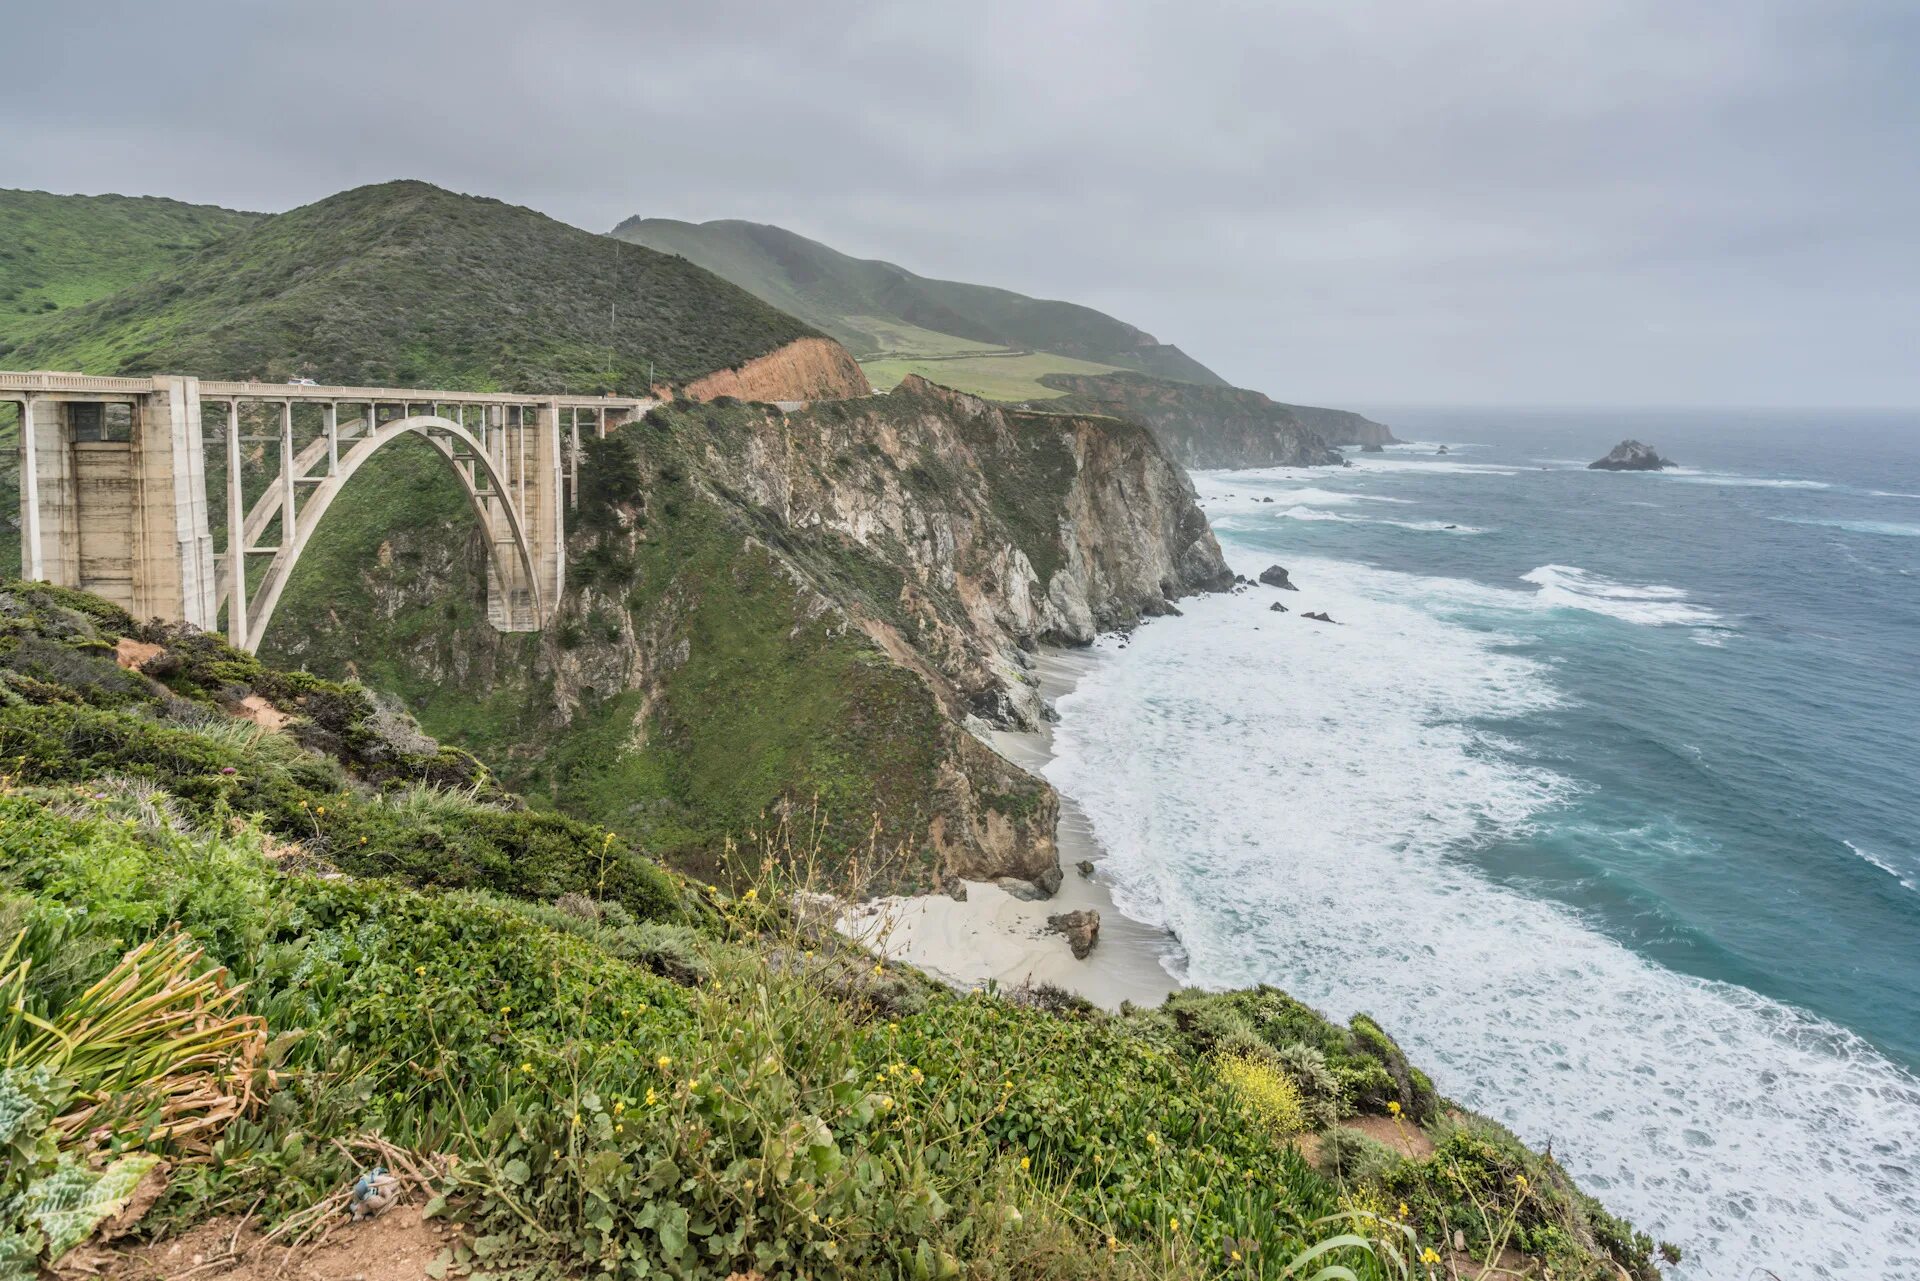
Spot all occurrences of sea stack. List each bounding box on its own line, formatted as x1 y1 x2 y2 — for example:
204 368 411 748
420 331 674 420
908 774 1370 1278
1259 564 1298 590
1589 439 1675 471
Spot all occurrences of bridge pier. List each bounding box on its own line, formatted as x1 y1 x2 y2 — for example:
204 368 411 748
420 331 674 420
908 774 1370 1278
14 375 218 628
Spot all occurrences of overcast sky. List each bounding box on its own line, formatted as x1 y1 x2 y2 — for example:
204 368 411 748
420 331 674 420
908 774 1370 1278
5 0 1915 407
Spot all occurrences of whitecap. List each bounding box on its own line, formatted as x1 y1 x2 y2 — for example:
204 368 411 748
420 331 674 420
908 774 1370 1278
1048 556 1920 1279
1775 517 1920 538
1520 564 1723 628
1846 841 1919 892
1664 473 1832 490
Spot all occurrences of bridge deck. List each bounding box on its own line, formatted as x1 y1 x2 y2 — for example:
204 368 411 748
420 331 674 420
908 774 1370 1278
0 370 648 411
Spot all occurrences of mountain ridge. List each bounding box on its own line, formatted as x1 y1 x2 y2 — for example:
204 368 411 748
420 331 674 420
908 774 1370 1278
612 215 1227 387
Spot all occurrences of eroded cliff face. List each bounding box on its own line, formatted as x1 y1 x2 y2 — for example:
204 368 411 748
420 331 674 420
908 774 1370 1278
675 336 870 402
1037 370 1397 465
265 377 1227 895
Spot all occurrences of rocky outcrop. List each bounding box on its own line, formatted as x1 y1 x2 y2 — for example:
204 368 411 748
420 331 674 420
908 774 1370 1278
1281 402 1397 448
1038 371 1340 468
1047 909 1101 959
1258 565 1298 591
1360 442 1385 453
266 375 1226 896
1588 440 1675 471
677 336 871 403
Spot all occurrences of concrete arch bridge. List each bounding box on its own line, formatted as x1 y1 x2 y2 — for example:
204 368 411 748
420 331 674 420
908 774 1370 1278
3 371 652 651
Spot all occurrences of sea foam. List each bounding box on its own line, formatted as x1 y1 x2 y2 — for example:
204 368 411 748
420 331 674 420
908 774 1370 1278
1047 554 1920 1280
1520 564 1724 628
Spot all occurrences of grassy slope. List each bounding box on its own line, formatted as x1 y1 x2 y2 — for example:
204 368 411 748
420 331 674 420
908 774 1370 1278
0 189 260 571
0 581 1664 1280
0 189 260 344
612 216 1226 387
862 348 1125 401
11 181 817 392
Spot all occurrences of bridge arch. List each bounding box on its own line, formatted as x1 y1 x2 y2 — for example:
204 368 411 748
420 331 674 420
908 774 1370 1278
241 414 542 650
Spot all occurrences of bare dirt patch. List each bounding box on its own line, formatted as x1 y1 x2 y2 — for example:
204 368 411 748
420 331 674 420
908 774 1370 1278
1342 1112 1437 1160
236 694 290 731
78 1205 455 1281
113 637 167 671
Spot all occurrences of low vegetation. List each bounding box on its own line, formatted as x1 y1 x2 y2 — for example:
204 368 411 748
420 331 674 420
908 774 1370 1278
861 348 1127 403
0 579 1665 1279
7 181 817 393
611 216 1227 385
0 188 259 343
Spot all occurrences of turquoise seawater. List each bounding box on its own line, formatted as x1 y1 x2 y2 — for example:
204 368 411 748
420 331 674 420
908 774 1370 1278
1043 409 1919 1279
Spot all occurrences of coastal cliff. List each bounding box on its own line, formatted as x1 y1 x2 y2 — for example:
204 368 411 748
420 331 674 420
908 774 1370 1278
266 377 1228 891
1037 370 1396 467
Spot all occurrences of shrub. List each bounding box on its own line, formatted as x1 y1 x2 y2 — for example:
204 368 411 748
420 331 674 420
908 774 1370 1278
1217 1052 1308 1137
1317 1127 1401 1185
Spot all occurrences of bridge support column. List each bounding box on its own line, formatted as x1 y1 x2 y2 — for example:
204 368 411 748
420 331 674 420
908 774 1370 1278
483 401 564 631
19 378 216 627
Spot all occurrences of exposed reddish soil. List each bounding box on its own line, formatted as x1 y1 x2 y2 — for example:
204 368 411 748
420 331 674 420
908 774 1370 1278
679 336 870 402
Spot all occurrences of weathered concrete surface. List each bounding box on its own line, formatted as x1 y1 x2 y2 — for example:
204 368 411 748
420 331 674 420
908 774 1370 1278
4 371 651 650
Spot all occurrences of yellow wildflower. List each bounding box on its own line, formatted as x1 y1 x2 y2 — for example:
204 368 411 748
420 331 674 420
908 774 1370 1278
1421 1247 1441 1265
1019 1156 1030 1171
1170 1218 1180 1232
657 1054 672 1071
1399 1201 1409 1218
1388 1100 1402 1117
519 1062 532 1073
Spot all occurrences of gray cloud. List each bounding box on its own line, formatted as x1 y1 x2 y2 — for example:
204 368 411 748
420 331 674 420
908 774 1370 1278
4 0 1915 406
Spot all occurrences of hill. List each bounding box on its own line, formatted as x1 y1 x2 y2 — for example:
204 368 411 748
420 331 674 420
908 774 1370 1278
611 215 1226 394
0 578 1665 1280
9 181 824 392
0 189 260 346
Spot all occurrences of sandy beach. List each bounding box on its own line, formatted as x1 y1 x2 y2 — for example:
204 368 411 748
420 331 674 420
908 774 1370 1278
839 648 1185 1011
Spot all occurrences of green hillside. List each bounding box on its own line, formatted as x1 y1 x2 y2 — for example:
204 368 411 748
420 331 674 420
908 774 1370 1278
9 181 818 392
0 579 1665 1280
0 189 260 347
611 216 1226 392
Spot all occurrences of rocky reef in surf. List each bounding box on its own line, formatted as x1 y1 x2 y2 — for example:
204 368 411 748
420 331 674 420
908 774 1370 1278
1589 440 1675 471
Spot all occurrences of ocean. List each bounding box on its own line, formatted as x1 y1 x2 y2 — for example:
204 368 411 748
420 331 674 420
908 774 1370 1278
1043 408 1920 1279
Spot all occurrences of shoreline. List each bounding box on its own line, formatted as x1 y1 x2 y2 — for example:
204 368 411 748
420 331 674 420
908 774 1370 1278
839 647 1186 1011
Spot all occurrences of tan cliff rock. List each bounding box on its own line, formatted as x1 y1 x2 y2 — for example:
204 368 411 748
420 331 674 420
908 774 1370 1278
675 336 870 403
266 376 1226 893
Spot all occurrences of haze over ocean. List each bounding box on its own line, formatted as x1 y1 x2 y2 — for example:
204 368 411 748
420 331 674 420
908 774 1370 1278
1046 410 1920 1279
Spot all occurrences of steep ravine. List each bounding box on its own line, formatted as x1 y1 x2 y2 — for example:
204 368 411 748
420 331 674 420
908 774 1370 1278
265 377 1228 895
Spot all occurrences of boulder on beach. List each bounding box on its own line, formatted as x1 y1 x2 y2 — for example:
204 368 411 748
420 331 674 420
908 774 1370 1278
1259 564 1298 590
1303 611 1339 623
1361 443 1385 453
1047 909 1101 960
1588 439 1675 471
1075 858 1096 878
1269 601 1289 613
1435 445 1450 455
